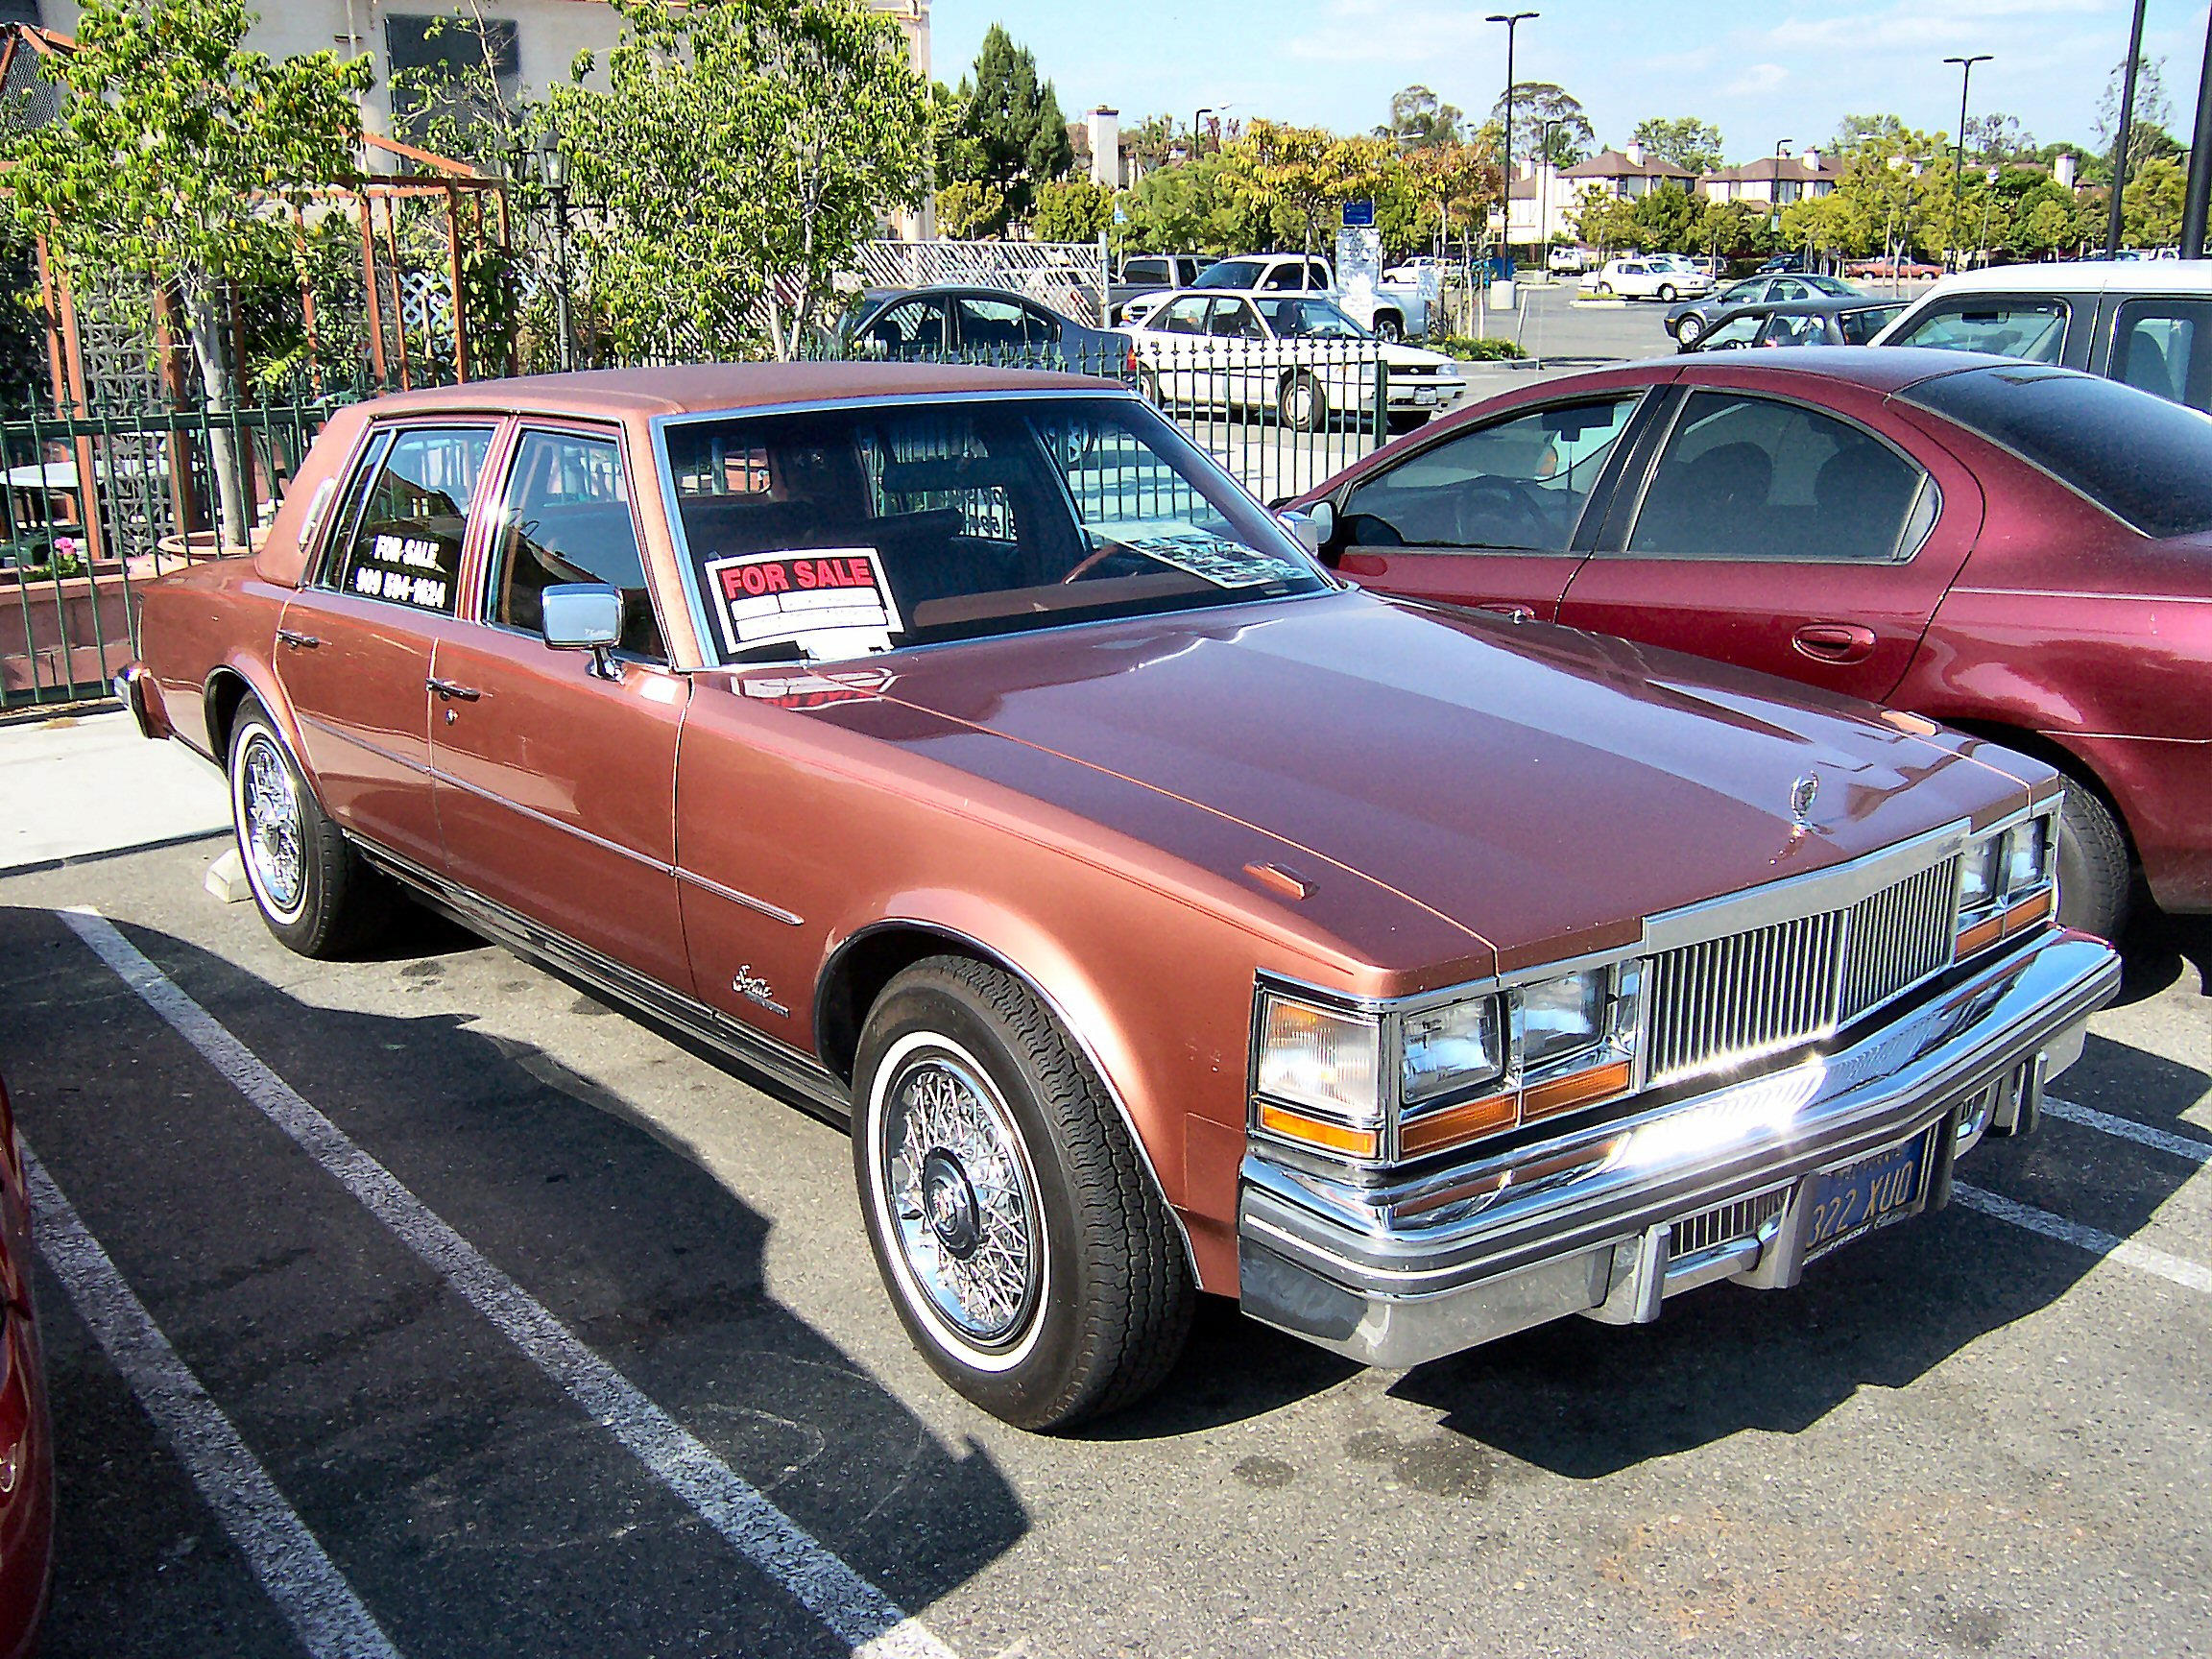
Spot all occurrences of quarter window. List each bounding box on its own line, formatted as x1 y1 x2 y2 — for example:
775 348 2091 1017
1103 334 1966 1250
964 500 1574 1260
327 425 493 614
2109 297 2212 412
1339 396 1639 552
1887 296 2069 362
489 429 665 661
1625 392 1931 563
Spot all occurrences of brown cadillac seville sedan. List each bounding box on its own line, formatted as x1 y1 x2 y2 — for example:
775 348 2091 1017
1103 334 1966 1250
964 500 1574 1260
118 364 2120 1430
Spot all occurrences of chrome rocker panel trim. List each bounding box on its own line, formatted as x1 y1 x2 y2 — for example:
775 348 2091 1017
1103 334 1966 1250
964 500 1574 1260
1237 928 2120 1369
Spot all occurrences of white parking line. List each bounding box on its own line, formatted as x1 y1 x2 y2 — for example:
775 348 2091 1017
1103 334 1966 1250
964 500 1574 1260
61 907 958 1659
24 1144 403 1659
2043 1095 2212 1166
1954 1182 2212 1297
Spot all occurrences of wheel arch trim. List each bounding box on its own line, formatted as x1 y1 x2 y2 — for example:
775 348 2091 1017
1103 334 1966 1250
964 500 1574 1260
204 661 329 817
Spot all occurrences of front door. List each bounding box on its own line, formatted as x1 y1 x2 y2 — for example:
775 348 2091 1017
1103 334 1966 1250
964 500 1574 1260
276 423 496 870
428 424 693 993
1328 391 1649 621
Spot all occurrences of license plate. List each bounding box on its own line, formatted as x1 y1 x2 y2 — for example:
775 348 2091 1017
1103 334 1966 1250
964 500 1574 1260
1804 1128 1934 1262
1414 388 1439 404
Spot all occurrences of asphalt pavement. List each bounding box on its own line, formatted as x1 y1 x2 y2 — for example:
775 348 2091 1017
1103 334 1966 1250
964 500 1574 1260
0 711 2207 1658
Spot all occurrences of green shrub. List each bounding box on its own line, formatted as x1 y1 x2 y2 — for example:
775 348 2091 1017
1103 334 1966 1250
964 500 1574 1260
1432 335 1528 361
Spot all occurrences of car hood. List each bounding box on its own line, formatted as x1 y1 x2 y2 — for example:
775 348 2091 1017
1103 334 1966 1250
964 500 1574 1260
1379 343 1458 369
796 591 2033 976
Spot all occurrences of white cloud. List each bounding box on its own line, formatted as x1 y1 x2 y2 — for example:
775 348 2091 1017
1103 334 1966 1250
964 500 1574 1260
1764 0 2111 55
1723 62 1791 98
1284 0 1507 65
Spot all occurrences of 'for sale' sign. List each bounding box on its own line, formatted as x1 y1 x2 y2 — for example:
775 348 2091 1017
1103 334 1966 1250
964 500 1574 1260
702 548 905 661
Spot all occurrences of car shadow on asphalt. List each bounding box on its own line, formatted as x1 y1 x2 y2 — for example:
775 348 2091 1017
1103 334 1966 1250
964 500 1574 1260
2107 907 2212 1007
0 905 1026 1657
1382 1020 2206 1479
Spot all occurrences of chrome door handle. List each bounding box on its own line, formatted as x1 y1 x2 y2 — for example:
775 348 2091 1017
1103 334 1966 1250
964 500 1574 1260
1791 622 1877 664
425 677 482 702
276 628 322 650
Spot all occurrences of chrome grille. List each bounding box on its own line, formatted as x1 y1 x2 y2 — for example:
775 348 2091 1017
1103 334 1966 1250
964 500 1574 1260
1670 1187 1789 1260
1839 856 1960 1021
1644 855 1960 1088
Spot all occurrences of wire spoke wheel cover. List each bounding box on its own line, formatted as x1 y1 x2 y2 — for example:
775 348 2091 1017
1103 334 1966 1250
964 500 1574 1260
236 731 306 921
874 1034 1046 1358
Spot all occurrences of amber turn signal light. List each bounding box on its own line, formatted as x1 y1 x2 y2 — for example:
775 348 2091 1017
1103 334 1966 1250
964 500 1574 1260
1398 1092 1516 1157
1256 1101 1381 1160
1521 1058 1635 1122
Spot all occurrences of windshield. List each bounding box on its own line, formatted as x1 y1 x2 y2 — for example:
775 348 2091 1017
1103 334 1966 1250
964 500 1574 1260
1254 297 1369 339
1900 363 2212 537
1193 260 1265 288
661 397 1328 663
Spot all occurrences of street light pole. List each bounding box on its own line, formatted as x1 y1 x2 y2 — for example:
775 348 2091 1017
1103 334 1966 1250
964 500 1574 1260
2107 0 2149 255
1538 116 1563 253
540 136 573 373
2184 6 2212 255
1192 108 1213 160
1945 54 1991 273
1487 12 1537 265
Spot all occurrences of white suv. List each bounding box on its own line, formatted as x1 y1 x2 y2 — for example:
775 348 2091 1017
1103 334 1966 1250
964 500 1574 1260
1872 260 2212 412
1583 256 1714 301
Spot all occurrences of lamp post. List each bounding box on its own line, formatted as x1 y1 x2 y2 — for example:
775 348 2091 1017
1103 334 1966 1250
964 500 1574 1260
1487 11 1538 265
1192 108 1213 160
1537 116 1564 253
540 134 573 373
1945 53 1991 273
2107 0 2149 255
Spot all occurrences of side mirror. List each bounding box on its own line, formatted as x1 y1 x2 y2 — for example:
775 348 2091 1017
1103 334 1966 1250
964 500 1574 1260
541 582 624 679
1276 499 1334 559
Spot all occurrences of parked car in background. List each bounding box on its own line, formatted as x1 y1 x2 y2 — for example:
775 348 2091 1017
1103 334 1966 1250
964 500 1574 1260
1584 257 1713 301
1681 297 1907 351
0 1064 53 1659
1108 255 1206 324
1128 290 1467 429
1547 246 1593 274
1843 253 1943 281
847 286 1129 370
1668 272 1863 346
1757 252 1809 274
117 361 2119 1428
1190 254 1425 340
1871 259 2212 413
1288 348 2212 938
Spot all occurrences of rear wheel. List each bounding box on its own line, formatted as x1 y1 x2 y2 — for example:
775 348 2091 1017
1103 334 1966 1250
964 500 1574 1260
228 698 392 957
1136 364 1164 406
1594 281 1614 297
1279 372 1328 433
2054 774 2132 939
1657 282 1678 301
853 956 1193 1431
1372 314 1405 343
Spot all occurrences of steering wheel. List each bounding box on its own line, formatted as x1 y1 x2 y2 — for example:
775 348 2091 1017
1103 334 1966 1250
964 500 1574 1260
1452 476 1553 549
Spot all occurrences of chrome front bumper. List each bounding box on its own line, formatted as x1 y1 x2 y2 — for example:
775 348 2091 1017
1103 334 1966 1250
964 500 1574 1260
1238 929 2120 1368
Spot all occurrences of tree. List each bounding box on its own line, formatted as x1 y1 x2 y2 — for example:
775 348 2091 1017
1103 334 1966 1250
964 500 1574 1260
1028 179 1114 242
0 0 371 547
1571 188 1642 255
2097 53 2174 176
1381 85 1461 149
1220 121 1391 255
1490 84 1592 166
935 180 1006 238
1832 113 1909 152
1629 183 1701 252
943 25 1071 222
1964 111 2036 165
553 0 929 362
2123 156 2186 248
1119 113 1178 172
1630 117 1723 175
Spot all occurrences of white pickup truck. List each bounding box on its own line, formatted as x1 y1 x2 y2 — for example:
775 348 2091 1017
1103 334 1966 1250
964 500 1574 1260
1166 254 1431 341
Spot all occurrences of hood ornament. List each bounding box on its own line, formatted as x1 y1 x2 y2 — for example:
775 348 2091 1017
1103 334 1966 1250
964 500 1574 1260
1789 773 1820 831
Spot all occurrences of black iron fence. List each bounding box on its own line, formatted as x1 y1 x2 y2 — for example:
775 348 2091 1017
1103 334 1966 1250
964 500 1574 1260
2 394 350 708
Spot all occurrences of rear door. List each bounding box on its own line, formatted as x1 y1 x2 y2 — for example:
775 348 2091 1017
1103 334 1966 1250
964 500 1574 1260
1329 389 1655 620
276 422 496 870
1556 378 1984 703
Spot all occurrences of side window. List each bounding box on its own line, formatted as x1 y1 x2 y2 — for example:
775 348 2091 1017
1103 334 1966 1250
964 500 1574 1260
2110 297 2212 412
1264 264 1304 292
1762 312 1825 348
1838 306 1895 345
1771 278 1810 301
490 429 665 662
1207 299 1262 339
957 297 1041 349
1701 313 1767 350
1340 396 1640 552
1160 296 1210 334
1625 391 1930 563
1888 297 2068 362
326 425 493 614
866 300 945 355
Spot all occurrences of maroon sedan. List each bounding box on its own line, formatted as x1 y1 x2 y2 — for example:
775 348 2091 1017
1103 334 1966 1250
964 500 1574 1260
119 364 2120 1428
0 1067 52 1656
1290 348 2212 937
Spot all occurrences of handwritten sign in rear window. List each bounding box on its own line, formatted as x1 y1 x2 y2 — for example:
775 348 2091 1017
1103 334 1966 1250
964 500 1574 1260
703 548 905 661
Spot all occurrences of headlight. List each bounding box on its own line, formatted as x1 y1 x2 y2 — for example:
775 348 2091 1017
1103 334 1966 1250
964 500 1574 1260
1958 834 2004 919
2005 816 2052 892
1255 994 1382 1130
1957 809 2059 957
1402 997 1503 1106
1520 970 1608 1073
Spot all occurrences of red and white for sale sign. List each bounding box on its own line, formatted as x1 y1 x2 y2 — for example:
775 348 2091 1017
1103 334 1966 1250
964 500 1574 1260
702 548 905 661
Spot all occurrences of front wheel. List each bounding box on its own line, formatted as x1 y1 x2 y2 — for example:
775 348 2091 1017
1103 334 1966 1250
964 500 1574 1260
228 698 392 957
853 956 1193 1431
1279 371 1328 433
1593 281 1613 297
1674 313 1706 347
1136 364 1163 406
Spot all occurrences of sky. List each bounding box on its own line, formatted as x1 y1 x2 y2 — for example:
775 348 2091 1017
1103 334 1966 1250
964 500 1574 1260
928 0 2212 163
